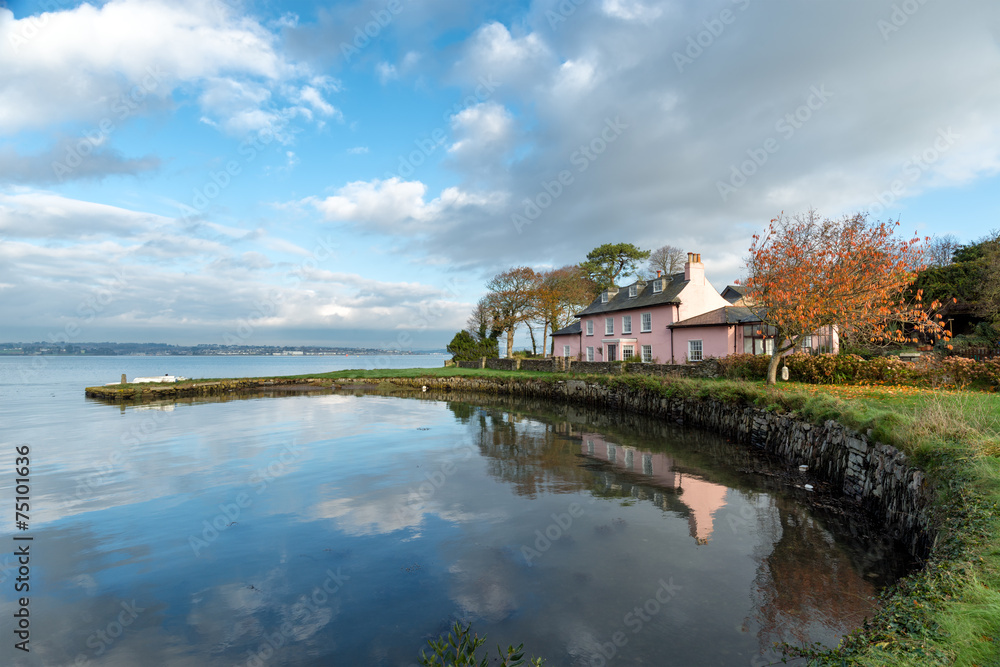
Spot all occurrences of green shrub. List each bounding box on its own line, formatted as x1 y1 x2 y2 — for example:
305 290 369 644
418 622 545 667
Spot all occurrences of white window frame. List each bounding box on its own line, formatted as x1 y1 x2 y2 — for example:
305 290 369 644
605 317 614 335
652 280 662 294
601 291 609 303
628 285 637 298
688 339 703 362
586 320 594 336
640 312 652 333
623 345 635 360
641 345 652 363
586 346 595 362
563 345 571 358
622 315 632 335
800 335 812 349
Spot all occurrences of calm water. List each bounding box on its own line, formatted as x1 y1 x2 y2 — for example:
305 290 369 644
0 356 900 666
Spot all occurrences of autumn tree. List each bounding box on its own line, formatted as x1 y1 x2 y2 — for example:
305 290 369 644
579 243 650 293
532 266 595 356
744 211 947 384
484 266 539 358
644 244 686 279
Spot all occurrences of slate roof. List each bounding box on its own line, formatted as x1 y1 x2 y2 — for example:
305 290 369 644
668 306 762 329
551 321 582 336
576 273 687 316
721 285 747 304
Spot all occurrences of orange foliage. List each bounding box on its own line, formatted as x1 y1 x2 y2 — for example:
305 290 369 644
744 211 949 383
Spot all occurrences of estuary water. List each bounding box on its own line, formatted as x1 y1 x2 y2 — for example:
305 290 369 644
0 356 903 666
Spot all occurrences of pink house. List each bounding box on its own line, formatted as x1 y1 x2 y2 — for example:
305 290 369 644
551 253 838 363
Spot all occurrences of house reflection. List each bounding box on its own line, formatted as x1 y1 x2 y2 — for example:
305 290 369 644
580 432 728 545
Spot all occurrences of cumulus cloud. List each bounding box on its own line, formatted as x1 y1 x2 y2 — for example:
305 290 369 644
312 0 999 280
0 0 330 141
308 177 508 235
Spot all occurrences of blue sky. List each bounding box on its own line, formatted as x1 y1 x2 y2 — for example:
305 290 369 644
1 0 998 349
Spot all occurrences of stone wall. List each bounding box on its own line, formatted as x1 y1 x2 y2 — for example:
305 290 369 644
448 357 724 379
485 358 520 371
625 358 723 379
519 358 560 373
362 375 934 557
564 361 625 374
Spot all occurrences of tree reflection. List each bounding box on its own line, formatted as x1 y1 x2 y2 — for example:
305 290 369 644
746 496 879 652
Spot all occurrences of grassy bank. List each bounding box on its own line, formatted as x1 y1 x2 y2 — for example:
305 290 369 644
86 366 1000 664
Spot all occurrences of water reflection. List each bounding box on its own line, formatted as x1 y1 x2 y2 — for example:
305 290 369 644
2 388 909 667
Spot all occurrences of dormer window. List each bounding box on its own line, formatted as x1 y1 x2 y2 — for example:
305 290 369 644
628 285 638 298
601 291 609 303
652 280 662 294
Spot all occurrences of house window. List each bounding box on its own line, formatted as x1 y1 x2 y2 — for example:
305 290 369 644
605 317 614 335
623 345 635 360
800 335 812 350
586 320 594 336
607 444 617 463
587 439 595 455
652 280 662 294
622 315 632 334
601 291 609 303
688 339 703 362
642 453 653 475
743 324 778 355
641 312 652 332
641 345 652 363
586 346 594 362
563 345 571 358
629 285 638 298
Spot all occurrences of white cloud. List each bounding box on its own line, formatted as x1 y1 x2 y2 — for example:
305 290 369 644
308 177 507 234
0 0 331 140
448 101 514 157
601 0 664 23
376 61 398 84
296 85 340 118
0 189 170 239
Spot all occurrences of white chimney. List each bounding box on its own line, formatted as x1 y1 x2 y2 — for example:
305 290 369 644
684 252 704 284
